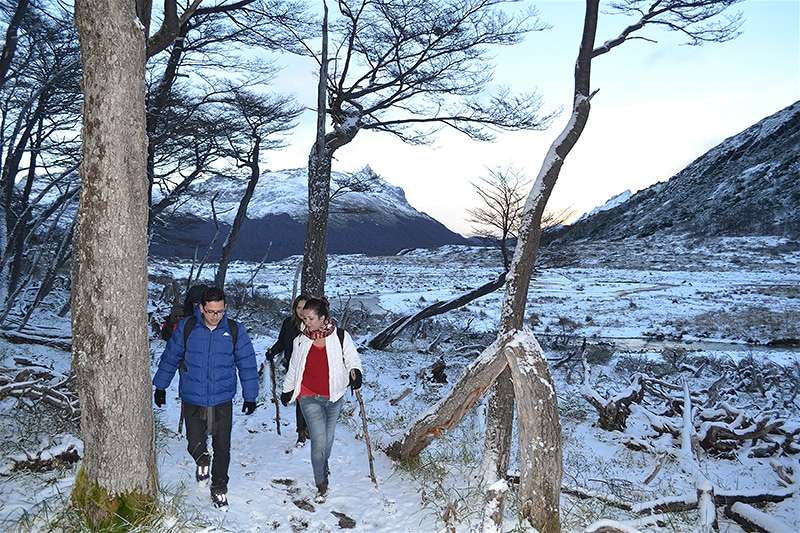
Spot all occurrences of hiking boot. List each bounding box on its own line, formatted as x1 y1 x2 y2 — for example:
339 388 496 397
314 483 327 504
196 464 210 484
211 489 228 508
195 453 210 484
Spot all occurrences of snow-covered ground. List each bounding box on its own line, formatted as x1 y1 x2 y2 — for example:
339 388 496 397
2 235 799 531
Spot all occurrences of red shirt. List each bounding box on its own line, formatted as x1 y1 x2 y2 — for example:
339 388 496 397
300 343 329 398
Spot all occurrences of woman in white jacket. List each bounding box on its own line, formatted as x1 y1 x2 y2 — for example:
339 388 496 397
280 297 363 502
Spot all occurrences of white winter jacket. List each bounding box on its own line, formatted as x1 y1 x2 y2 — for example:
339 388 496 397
282 327 363 403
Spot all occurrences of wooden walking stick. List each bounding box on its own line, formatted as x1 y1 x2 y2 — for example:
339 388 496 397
268 352 281 435
354 386 378 487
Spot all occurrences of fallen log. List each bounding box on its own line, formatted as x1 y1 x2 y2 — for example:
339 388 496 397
367 273 505 350
724 502 794 533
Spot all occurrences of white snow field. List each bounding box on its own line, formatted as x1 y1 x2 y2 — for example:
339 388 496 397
1 236 798 531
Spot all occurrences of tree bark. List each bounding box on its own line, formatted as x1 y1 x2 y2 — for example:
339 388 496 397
302 1 330 297
479 366 514 531
215 139 260 288
72 0 158 526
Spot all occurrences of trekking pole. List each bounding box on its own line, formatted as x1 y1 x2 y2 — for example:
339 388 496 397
354 387 378 487
269 355 281 435
177 401 184 435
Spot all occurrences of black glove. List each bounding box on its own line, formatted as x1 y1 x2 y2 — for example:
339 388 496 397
154 389 166 407
265 348 274 361
349 369 362 391
242 401 256 415
280 391 293 406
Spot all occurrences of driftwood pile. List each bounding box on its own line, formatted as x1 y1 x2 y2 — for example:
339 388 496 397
0 359 78 418
576 354 799 532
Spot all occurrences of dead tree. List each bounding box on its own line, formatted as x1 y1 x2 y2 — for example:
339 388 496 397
467 167 529 271
392 1 742 530
300 0 554 296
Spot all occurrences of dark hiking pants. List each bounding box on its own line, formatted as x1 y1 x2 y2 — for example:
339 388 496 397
184 401 233 492
296 402 307 437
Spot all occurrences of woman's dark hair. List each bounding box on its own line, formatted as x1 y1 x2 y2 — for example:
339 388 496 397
302 297 330 320
291 293 311 328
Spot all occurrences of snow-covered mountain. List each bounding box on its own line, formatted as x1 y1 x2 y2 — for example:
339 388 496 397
150 168 468 261
577 190 632 222
561 101 800 241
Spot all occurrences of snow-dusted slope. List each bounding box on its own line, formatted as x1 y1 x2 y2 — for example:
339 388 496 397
577 190 632 222
151 168 467 261
164 168 426 225
562 101 800 240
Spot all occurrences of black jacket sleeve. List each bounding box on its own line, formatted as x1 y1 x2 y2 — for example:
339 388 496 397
269 317 296 358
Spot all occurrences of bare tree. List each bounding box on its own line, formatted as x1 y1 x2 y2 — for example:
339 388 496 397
467 167 528 271
213 87 301 288
300 0 555 296
391 1 742 530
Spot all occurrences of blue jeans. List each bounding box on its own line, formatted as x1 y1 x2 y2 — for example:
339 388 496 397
298 395 344 487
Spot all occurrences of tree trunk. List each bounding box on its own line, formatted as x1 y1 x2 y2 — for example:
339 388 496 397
505 335 563 532
215 140 261 288
302 2 330 297
303 144 333 297
394 3 600 530
479 366 514 531
72 0 158 527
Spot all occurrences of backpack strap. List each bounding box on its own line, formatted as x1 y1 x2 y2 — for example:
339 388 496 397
227 318 239 353
337 327 345 350
179 316 197 373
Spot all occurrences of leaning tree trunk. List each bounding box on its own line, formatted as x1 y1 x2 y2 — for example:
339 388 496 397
481 1 598 529
215 141 261 288
72 0 158 527
395 2 600 530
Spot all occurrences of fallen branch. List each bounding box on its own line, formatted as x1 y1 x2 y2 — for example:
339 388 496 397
724 502 794 533
368 272 505 350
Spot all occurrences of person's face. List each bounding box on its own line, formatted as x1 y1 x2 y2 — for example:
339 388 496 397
201 300 226 328
294 299 307 321
301 307 325 331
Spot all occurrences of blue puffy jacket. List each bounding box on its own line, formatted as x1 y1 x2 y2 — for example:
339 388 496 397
153 308 259 407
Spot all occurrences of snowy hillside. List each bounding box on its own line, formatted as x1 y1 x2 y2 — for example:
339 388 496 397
577 189 632 221
562 101 800 240
151 168 468 261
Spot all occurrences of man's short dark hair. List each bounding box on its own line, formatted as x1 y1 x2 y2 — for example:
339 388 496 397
202 287 226 305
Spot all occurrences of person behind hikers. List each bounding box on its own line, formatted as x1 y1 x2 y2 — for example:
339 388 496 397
153 287 259 508
280 297 362 503
266 293 310 445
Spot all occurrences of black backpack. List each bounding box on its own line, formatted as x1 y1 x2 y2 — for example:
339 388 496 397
183 284 208 316
178 315 239 373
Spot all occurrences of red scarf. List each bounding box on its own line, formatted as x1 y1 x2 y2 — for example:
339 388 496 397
303 318 336 340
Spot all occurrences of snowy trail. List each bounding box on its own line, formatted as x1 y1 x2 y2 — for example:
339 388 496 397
154 337 434 532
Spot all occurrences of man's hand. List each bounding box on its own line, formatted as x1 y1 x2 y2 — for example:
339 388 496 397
349 369 363 391
242 401 257 415
154 389 166 407
280 391 293 406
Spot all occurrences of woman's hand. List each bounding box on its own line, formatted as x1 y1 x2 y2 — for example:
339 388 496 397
280 391 293 406
349 369 362 391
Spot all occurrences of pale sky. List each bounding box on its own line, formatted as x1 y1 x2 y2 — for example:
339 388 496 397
261 0 800 236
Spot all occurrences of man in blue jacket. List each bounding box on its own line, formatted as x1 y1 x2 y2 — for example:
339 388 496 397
153 287 259 508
